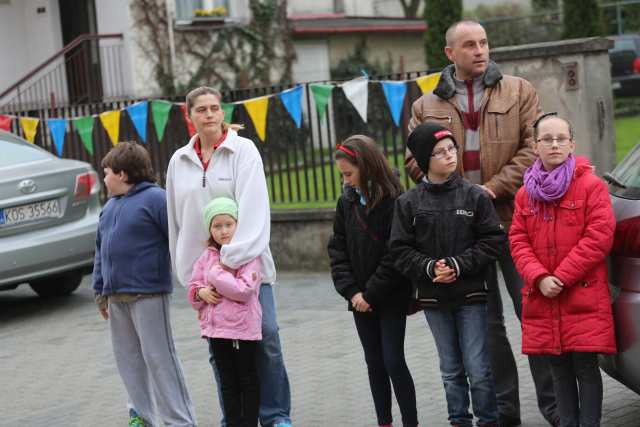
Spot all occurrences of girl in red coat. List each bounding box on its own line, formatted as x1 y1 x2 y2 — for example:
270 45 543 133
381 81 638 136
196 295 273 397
509 113 616 427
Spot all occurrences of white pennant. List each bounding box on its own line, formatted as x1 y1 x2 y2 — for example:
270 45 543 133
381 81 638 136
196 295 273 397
341 77 368 123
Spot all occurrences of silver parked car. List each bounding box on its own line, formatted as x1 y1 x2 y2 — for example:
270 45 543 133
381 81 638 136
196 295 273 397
600 143 640 394
0 130 100 297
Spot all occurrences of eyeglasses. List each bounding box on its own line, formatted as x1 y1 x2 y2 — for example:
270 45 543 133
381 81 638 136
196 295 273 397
431 144 458 159
536 135 572 147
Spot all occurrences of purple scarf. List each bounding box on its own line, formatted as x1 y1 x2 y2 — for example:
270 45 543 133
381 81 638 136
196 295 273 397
523 154 575 220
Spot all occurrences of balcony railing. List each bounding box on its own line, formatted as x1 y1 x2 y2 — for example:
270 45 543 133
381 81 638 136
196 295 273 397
0 33 126 113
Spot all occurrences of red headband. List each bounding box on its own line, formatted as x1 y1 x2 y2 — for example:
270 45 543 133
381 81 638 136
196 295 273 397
336 144 357 158
434 129 453 140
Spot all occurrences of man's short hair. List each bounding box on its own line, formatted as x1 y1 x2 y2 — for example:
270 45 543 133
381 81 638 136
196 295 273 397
445 19 484 47
101 141 156 184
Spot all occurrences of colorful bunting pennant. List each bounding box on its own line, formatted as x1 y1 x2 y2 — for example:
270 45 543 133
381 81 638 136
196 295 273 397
416 72 441 94
180 104 196 137
74 116 95 156
279 85 303 128
100 110 121 146
342 77 369 123
222 102 236 124
20 117 39 143
126 101 148 143
48 118 67 156
151 100 172 142
310 83 334 122
381 81 407 127
0 72 447 153
0 114 11 131
244 96 269 142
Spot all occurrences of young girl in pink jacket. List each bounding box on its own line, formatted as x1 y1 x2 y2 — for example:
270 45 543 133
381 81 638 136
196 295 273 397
188 197 262 427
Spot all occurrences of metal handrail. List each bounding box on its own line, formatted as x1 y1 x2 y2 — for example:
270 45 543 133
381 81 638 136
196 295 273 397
0 33 123 100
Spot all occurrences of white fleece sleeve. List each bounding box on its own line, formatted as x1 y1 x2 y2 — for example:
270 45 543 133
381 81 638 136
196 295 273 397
220 143 271 269
166 157 180 279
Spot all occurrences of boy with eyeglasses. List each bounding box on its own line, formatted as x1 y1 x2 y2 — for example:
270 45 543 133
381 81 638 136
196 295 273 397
390 122 506 427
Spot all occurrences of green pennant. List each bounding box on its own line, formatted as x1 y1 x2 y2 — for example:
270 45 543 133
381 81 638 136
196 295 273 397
310 84 334 122
74 116 94 156
222 102 235 124
151 100 172 143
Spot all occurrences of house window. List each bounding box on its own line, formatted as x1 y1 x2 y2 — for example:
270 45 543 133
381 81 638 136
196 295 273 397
175 0 229 22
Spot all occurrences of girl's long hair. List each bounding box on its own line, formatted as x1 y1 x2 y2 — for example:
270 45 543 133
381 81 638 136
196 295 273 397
335 135 403 211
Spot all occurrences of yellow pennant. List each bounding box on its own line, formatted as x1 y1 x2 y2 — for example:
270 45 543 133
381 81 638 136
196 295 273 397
416 72 442 94
244 96 269 142
100 110 121 146
20 117 39 143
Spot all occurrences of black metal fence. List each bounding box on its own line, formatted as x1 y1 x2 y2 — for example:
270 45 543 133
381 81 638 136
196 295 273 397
2 70 436 207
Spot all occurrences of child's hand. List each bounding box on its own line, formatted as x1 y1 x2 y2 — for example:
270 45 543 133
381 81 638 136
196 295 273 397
537 276 564 298
351 292 372 312
433 259 456 284
198 287 223 305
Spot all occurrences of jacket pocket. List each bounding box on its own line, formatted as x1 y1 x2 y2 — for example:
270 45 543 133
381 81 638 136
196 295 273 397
218 300 249 331
557 199 584 227
564 278 599 315
413 211 438 251
521 287 551 320
422 112 454 129
486 96 518 143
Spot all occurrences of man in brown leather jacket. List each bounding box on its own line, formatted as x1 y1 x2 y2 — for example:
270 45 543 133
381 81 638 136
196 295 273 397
406 20 558 427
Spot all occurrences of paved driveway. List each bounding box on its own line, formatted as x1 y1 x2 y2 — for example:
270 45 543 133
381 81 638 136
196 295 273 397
1 271 639 426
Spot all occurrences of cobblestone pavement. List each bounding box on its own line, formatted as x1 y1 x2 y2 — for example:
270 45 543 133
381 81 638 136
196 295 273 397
1 271 639 426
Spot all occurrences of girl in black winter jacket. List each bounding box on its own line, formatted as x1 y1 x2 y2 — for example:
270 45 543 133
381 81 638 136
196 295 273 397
327 135 418 427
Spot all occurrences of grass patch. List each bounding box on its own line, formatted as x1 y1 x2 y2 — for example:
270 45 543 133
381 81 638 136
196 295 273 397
267 151 413 209
614 115 640 162
267 116 640 209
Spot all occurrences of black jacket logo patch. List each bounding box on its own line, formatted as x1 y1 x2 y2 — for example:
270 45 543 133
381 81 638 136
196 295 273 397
456 209 474 217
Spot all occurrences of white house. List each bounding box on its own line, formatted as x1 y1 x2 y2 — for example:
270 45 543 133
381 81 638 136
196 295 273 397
0 0 494 110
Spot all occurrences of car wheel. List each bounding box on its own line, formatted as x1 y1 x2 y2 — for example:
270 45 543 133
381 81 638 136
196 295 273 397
29 271 84 297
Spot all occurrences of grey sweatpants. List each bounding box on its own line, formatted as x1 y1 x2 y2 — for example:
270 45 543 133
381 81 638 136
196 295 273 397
109 294 197 427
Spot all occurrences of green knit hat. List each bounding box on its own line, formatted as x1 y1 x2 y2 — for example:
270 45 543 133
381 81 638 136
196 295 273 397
203 197 238 230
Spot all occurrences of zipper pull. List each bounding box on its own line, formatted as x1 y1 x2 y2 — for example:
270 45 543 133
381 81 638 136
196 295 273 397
202 170 206 188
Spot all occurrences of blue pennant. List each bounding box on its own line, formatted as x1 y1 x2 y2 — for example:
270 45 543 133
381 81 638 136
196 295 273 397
48 118 67 156
381 81 407 127
279 85 303 128
126 101 149 143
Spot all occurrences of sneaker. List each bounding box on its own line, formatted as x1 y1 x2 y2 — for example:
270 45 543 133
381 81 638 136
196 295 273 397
128 409 145 427
273 423 292 427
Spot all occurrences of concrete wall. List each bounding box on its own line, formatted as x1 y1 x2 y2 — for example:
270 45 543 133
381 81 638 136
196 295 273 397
492 37 616 175
271 209 334 271
271 37 617 272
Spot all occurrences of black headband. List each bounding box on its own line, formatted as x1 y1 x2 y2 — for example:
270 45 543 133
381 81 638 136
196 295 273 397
532 112 558 130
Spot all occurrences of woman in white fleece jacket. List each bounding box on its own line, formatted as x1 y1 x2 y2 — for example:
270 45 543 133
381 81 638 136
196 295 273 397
166 86 293 427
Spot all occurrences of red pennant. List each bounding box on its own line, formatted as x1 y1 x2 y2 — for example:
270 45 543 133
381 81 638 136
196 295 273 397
180 104 196 137
0 115 12 131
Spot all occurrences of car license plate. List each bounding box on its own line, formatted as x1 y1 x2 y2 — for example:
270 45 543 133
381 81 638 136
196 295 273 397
612 81 622 90
0 199 62 226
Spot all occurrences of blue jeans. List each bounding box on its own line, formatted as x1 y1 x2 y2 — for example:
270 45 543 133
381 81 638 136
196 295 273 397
353 311 418 427
424 303 498 426
209 283 292 427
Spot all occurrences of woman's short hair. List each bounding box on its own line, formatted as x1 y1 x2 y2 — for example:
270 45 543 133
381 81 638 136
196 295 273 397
101 141 156 184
